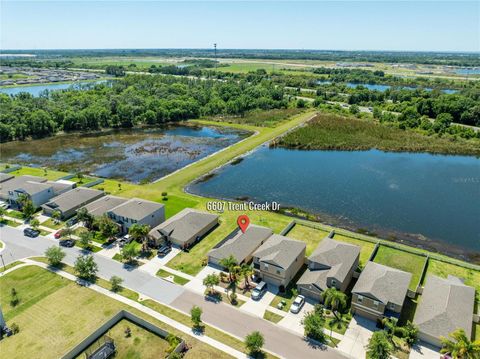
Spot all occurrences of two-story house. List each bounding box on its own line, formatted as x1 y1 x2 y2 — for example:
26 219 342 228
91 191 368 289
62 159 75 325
297 237 360 301
252 234 306 289
351 261 412 322
107 198 165 234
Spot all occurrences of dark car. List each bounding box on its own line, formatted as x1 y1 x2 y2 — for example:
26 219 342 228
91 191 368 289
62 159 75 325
23 228 40 238
157 244 172 257
59 239 75 247
66 217 78 226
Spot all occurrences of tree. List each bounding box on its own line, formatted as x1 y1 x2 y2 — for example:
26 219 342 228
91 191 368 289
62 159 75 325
10 288 19 307
440 328 480 359
301 306 326 342
219 255 238 282
322 287 347 319
45 246 65 267
128 223 151 251
110 275 123 292
52 210 61 224
366 331 393 359
74 254 98 281
190 305 203 328
245 331 264 356
29 218 40 231
21 198 35 219
381 317 398 342
203 273 220 294
349 104 360 115
240 264 253 288
98 215 119 240
402 320 418 347
60 225 74 240
121 241 140 263
79 230 93 250
77 207 94 229
76 172 84 183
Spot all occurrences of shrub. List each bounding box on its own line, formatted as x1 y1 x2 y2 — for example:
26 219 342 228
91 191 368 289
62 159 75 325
10 323 19 334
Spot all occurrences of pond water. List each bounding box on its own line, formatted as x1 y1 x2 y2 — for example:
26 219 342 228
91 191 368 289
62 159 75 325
189 146 480 252
0 81 108 97
453 68 480 75
0 125 248 183
316 80 457 94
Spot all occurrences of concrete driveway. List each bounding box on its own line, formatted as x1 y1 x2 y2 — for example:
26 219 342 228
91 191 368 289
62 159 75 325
337 315 377 358
409 341 441 359
278 300 314 335
241 288 278 317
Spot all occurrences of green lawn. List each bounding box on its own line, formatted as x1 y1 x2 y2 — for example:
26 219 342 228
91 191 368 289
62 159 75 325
156 268 190 285
426 259 480 302
0 261 23 273
372 245 426 291
1 219 22 227
263 310 284 324
81 318 171 358
474 323 480 341
325 314 351 335
0 266 232 359
7 210 25 220
40 218 64 230
8 166 68 180
75 241 102 252
286 224 330 256
269 266 307 312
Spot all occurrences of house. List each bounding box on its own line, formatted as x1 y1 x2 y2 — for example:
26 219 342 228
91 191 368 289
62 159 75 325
0 175 47 201
48 179 76 196
208 225 273 267
413 275 475 347
42 187 105 219
107 198 165 234
351 262 412 322
297 237 360 301
8 181 55 209
81 195 128 218
149 208 218 249
252 234 306 289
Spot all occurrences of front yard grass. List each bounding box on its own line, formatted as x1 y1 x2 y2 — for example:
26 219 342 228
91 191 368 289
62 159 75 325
325 314 351 335
8 166 67 180
426 259 480 302
0 219 21 227
372 245 426 291
263 310 284 324
156 268 190 285
0 266 232 359
0 261 23 273
269 266 307 312
40 217 64 230
286 224 330 256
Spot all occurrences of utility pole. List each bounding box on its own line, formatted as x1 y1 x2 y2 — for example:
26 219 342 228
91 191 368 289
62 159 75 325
214 43 217 69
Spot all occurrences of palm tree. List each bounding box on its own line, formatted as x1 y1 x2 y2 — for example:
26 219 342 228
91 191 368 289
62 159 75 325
381 317 399 343
321 287 347 319
440 328 480 359
240 264 253 289
128 223 151 251
52 210 61 224
77 207 94 229
219 255 238 282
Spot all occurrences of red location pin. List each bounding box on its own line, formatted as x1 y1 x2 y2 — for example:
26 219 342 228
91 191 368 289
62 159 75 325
237 215 250 233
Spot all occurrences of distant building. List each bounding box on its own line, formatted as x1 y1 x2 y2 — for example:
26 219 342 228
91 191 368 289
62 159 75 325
252 234 306 288
149 208 218 249
42 187 105 219
351 262 412 322
8 181 55 209
414 275 475 347
0 175 47 201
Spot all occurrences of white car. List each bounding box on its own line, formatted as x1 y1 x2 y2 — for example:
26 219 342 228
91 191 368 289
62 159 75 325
290 295 305 314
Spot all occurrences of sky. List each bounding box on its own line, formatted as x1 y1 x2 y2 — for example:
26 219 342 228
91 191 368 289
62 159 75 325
1 1 479 52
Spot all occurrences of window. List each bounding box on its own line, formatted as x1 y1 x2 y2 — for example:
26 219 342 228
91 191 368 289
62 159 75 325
373 300 379 307
276 270 281 274
331 279 337 286
264 263 269 270
357 295 363 303
388 303 395 310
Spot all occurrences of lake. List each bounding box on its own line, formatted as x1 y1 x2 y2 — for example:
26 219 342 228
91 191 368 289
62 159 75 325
0 125 249 183
189 146 480 252
317 80 457 94
0 80 108 97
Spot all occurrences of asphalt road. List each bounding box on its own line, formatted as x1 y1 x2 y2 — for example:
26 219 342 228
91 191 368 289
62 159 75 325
0 226 347 359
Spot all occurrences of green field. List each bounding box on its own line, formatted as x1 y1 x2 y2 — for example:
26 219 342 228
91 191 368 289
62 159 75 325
372 245 427 291
7 167 68 180
207 108 306 128
0 266 233 359
263 310 284 324
286 224 330 256
156 268 190 285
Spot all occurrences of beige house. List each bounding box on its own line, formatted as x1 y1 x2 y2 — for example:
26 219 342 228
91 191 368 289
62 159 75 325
351 262 412 322
414 275 475 347
149 208 219 249
252 234 306 289
297 237 360 301
42 187 105 219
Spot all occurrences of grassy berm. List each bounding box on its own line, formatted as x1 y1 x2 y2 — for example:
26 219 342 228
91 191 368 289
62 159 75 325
275 113 480 156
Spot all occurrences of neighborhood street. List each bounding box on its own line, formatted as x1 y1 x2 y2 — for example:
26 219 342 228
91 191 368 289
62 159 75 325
0 226 348 359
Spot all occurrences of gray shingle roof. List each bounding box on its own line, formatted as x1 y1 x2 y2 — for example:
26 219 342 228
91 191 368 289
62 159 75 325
109 198 164 220
0 175 47 198
352 261 412 306
0 173 14 183
82 195 128 217
149 208 218 244
43 187 104 212
253 234 306 270
414 275 475 340
297 237 360 290
209 225 273 263
14 181 52 196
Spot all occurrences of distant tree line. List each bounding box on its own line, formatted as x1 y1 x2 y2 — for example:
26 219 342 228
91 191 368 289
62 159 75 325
0 75 287 142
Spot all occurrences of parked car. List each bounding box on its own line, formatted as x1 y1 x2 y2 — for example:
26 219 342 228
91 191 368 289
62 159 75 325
54 230 64 239
118 234 132 247
59 239 75 247
23 228 40 238
66 217 78 226
0 201 9 210
158 244 172 257
290 295 305 314
251 281 268 300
